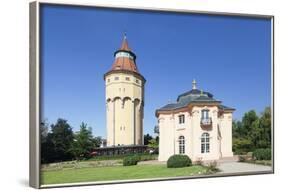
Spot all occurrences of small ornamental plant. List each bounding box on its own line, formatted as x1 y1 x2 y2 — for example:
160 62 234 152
205 161 219 173
167 154 192 168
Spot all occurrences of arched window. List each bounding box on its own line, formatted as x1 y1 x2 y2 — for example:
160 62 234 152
179 136 185 154
201 133 210 153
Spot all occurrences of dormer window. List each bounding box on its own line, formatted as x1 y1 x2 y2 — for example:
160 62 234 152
125 77 130 81
115 76 119 80
179 114 185 124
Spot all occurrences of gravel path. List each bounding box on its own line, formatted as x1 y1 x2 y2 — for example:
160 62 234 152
217 162 272 174
139 160 272 174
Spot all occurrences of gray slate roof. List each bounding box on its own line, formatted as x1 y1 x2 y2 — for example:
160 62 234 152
177 89 213 101
157 88 233 112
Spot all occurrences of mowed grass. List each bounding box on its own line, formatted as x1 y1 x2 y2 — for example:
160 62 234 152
41 164 206 185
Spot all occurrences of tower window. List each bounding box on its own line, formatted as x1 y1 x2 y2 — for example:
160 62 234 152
136 79 139 84
115 77 119 80
107 79 110 83
125 77 130 81
179 114 185 124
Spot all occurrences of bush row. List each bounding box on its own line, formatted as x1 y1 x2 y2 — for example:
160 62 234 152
252 148 271 160
90 153 157 161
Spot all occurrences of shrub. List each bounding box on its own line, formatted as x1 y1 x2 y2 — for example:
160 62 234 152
253 148 271 160
205 161 219 173
238 155 246 162
233 138 253 155
167 154 192 168
123 155 140 166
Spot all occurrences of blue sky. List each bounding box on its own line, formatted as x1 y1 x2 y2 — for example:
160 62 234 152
41 5 271 138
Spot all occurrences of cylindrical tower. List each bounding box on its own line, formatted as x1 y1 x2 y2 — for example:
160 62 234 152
104 35 145 146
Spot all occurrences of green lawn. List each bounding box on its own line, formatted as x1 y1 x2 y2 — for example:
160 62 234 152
41 164 206 185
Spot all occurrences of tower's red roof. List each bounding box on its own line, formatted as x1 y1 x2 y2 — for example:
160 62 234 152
110 35 139 73
120 36 130 51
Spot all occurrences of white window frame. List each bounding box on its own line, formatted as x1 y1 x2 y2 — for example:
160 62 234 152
201 133 210 153
179 136 185 154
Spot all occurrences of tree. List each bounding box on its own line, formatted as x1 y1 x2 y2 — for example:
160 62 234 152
155 136 159 144
92 136 102 148
154 125 159 134
49 118 74 162
144 133 153 145
41 132 56 163
40 119 49 144
70 122 94 160
148 138 158 149
40 119 52 163
232 120 243 139
241 110 258 137
258 107 271 148
232 107 272 154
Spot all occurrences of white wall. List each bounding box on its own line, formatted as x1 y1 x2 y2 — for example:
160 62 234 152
158 106 233 161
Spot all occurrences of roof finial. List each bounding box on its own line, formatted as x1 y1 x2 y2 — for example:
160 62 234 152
192 79 197 90
124 30 127 39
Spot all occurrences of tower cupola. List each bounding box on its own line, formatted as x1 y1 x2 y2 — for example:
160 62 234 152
110 34 139 73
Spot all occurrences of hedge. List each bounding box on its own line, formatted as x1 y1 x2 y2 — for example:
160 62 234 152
123 155 140 166
252 148 271 160
167 154 192 168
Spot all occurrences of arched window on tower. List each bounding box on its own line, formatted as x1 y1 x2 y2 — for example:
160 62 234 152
179 136 185 154
201 133 210 153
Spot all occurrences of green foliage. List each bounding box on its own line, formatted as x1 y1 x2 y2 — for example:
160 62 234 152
41 119 74 163
41 119 102 163
154 125 159 134
89 153 157 161
167 154 192 168
123 155 140 166
148 138 159 149
253 148 271 160
139 154 157 161
92 136 102 148
144 133 153 145
233 138 252 154
232 107 272 155
70 122 94 160
205 161 219 173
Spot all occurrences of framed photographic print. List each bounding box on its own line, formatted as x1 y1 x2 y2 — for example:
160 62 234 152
29 1 274 188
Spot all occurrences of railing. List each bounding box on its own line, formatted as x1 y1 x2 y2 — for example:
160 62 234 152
201 117 212 126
